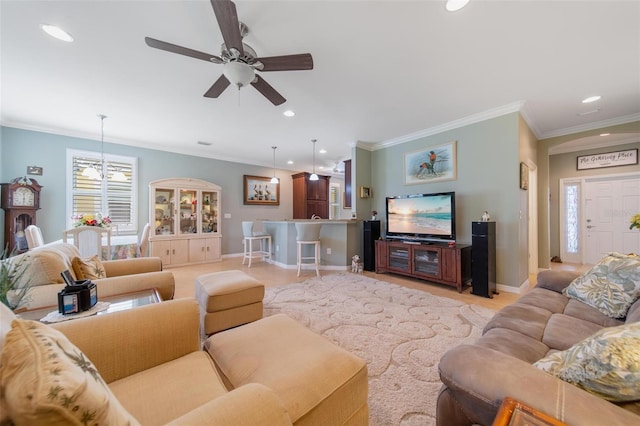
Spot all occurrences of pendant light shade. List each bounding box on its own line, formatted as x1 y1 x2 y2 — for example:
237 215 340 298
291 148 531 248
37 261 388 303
309 139 319 181
223 61 255 89
270 146 279 184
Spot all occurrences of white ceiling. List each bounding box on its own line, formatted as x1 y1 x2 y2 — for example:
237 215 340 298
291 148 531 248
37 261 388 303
2 0 639 175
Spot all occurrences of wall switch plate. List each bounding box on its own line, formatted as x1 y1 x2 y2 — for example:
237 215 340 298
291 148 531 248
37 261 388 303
224 213 231 219
327 248 332 255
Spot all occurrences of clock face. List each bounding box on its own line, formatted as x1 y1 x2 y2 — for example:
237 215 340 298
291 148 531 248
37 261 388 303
13 187 35 207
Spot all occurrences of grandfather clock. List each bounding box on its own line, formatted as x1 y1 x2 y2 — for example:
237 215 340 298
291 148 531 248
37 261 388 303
1 178 42 254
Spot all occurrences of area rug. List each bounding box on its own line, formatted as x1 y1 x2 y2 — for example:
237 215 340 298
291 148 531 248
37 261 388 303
263 272 495 426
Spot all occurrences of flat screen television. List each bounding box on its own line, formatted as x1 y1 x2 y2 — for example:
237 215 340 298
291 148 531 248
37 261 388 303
385 192 456 243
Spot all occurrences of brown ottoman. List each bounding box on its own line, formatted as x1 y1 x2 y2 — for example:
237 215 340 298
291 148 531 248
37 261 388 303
195 270 265 335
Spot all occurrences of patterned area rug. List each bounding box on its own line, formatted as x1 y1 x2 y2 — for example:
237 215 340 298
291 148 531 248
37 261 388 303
263 273 495 426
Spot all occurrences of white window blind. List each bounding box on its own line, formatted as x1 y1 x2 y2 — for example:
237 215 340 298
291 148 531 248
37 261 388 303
68 150 138 234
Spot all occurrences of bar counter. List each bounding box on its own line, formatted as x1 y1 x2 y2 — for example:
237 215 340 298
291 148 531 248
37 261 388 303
261 219 362 270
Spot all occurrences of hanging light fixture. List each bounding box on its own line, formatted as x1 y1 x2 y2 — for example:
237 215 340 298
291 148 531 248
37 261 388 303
309 139 319 181
270 146 279 184
82 114 107 180
81 114 128 182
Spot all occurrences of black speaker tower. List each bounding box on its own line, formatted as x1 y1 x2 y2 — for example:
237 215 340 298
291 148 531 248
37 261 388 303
471 221 496 298
363 220 380 271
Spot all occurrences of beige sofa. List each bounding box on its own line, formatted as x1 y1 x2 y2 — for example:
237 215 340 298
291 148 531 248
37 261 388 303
437 270 640 425
8 242 174 310
0 298 369 425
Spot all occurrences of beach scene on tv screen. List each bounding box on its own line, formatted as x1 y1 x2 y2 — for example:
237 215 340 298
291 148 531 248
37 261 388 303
388 195 452 235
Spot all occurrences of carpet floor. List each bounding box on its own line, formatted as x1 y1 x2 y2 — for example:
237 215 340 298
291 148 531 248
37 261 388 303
263 272 496 426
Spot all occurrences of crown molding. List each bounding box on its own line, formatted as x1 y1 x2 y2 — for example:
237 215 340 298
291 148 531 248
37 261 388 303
371 101 526 151
540 113 640 140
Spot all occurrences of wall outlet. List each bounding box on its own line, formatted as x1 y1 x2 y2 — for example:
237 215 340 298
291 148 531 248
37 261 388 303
327 248 332 255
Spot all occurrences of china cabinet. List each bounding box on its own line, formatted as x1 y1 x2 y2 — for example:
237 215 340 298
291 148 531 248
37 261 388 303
149 178 221 266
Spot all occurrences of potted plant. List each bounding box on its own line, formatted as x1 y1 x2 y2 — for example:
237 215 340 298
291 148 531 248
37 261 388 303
0 245 32 311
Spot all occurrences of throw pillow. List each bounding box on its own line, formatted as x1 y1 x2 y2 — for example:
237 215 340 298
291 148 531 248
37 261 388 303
534 322 640 402
562 252 640 318
0 318 140 425
72 255 106 280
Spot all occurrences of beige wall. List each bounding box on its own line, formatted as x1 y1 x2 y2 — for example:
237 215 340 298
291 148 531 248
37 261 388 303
538 121 640 268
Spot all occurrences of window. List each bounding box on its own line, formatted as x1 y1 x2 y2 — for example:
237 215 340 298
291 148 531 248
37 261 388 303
67 149 138 234
330 183 341 220
560 179 581 263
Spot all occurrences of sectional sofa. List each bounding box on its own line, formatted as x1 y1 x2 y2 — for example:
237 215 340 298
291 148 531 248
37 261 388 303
437 267 640 425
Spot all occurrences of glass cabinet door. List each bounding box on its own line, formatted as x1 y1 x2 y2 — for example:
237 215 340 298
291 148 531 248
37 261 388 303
153 188 175 236
201 191 218 234
388 244 410 272
178 189 198 234
412 246 442 279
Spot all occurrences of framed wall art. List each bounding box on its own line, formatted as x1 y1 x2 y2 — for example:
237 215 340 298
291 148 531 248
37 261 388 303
359 186 371 198
577 149 638 170
404 140 457 185
243 175 280 205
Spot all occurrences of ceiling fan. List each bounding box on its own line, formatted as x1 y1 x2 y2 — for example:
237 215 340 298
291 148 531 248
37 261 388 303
145 0 313 106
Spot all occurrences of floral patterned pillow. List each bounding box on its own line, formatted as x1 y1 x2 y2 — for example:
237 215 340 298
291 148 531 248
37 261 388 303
72 255 106 280
0 319 139 425
563 252 640 318
534 322 640 402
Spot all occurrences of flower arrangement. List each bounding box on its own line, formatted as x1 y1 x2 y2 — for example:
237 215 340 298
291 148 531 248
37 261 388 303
630 213 640 231
73 213 112 228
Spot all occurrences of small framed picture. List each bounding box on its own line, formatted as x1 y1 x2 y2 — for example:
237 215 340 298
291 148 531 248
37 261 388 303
243 175 280 205
359 186 371 198
520 162 529 190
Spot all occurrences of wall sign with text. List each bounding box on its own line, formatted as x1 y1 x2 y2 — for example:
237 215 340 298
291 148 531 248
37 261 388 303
577 149 638 170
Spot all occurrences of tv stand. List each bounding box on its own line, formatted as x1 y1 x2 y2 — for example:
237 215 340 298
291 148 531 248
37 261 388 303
375 239 471 292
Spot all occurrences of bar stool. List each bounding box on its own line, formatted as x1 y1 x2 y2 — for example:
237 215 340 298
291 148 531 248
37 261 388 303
295 222 322 277
242 221 272 268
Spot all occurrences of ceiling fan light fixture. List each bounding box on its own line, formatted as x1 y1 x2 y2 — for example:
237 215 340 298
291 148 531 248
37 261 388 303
40 24 74 42
445 0 470 12
223 61 255 88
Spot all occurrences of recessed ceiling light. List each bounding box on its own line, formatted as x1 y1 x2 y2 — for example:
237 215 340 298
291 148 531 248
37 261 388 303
582 95 601 104
319 149 327 154
283 110 295 117
287 160 294 165
446 0 470 12
600 133 610 137
40 24 74 42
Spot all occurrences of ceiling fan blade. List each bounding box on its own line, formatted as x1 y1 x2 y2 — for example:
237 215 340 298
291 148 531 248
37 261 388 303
255 53 314 71
145 37 223 64
251 75 286 106
210 0 244 56
204 75 231 98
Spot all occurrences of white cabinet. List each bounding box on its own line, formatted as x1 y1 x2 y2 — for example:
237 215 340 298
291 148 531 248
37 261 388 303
149 178 222 266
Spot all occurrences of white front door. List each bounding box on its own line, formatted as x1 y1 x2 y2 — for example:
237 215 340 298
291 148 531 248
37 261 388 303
584 176 640 264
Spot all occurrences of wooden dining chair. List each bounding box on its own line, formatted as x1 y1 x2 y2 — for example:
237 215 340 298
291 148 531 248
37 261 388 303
63 226 111 260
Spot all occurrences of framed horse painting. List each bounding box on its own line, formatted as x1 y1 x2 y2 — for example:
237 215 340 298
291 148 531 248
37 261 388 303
404 141 457 185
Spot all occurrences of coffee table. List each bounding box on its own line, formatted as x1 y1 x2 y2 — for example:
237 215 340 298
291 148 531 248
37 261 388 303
18 288 162 323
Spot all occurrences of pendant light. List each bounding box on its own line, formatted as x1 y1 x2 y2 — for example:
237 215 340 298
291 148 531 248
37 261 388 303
82 114 127 182
82 114 107 180
270 146 279 184
309 139 319 181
